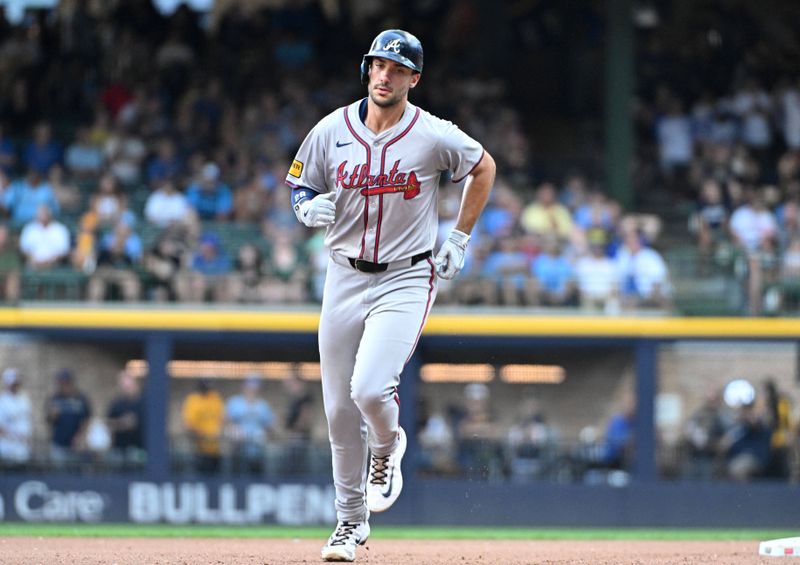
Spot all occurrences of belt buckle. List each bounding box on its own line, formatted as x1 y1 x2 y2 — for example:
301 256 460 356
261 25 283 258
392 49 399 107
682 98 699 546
354 259 374 272
353 258 386 273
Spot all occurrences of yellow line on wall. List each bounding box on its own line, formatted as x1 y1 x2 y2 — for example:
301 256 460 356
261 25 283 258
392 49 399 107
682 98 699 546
0 308 320 332
425 315 800 337
0 308 798 338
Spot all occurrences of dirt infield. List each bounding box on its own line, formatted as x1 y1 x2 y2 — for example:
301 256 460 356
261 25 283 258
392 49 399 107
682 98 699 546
0 537 772 564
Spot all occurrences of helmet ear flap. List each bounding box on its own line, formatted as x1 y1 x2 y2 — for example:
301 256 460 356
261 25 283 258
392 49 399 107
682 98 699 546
360 57 370 84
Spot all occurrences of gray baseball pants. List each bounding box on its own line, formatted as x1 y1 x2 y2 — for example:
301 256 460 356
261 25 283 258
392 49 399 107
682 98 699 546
318 251 437 522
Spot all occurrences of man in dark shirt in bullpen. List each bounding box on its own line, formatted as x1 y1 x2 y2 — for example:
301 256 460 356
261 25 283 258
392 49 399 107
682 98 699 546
107 368 145 470
46 369 91 468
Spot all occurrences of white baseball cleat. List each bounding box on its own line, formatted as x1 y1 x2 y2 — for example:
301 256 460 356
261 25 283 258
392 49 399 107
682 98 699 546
367 427 407 513
321 520 370 562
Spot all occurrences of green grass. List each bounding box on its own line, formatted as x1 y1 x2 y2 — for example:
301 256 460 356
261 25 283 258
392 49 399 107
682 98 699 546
0 524 795 541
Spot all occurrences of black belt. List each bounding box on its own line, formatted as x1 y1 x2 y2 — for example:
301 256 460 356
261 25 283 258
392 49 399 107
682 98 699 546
348 250 432 273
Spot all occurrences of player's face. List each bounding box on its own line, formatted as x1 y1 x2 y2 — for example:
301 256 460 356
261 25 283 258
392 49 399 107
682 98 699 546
368 57 420 108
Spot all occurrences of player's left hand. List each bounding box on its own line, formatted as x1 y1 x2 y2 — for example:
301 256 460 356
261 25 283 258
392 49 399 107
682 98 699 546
434 229 470 280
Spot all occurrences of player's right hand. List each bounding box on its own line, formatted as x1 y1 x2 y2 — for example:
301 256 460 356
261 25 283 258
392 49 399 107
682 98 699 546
434 229 470 280
297 192 336 227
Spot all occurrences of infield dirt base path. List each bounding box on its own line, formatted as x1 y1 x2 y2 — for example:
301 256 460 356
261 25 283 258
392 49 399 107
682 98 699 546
0 537 772 564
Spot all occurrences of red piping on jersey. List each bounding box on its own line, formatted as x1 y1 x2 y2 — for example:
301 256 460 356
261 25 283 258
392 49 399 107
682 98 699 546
451 148 485 183
374 194 384 262
404 257 436 366
343 106 372 259
285 179 300 189
374 107 421 263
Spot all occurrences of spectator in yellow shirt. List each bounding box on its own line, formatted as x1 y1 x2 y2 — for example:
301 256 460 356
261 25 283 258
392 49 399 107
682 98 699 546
182 379 225 474
521 182 573 241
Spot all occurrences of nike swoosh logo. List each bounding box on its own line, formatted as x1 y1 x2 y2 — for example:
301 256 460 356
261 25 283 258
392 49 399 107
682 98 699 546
381 465 394 498
336 141 353 147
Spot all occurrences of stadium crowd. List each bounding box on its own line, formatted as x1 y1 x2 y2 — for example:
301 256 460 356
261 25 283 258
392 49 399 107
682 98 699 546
632 2 800 315
0 3 798 316
0 0 673 312
631 77 800 315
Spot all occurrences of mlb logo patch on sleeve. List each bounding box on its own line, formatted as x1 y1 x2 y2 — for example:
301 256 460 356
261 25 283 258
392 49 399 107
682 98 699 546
289 159 304 178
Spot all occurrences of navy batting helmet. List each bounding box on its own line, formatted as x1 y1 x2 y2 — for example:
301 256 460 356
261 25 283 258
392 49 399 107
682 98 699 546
361 29 424 84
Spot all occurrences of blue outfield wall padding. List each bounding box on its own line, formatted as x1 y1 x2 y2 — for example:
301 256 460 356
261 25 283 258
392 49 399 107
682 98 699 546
144 334 172 480
1 476 799 527
387 481 800 528
634 340 657 482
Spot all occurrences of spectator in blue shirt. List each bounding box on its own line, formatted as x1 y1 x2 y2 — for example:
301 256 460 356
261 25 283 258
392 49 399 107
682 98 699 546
186 162 233 221
601 398 636 470
146 138 182 185
175 232 232 302
2 169 60 226
481 236 536 306
192 233 231 275
478 181 522 238
225 374 274 474
24 123 62 176
573 190 616 232
531 237 577 306
64 126 104 178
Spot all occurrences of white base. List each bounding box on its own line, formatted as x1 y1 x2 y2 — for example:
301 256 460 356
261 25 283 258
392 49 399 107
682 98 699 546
759 537 800 557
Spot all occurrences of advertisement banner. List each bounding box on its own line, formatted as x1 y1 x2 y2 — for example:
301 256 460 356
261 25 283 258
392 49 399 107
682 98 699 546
0 478 335 525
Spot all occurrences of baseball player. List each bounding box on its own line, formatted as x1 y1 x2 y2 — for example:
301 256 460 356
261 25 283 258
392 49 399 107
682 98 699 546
286 29 495 562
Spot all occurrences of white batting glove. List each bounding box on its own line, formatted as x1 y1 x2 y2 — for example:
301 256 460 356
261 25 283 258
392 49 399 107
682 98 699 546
434 229 470 280
296 192 336 227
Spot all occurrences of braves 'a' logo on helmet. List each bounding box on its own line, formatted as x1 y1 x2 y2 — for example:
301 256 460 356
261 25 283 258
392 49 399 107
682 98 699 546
383 39 402 53
361 30 423 84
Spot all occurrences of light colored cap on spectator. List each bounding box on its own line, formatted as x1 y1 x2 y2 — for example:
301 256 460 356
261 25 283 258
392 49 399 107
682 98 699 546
723 378 755 408
2 368 19 386
201 162 220 181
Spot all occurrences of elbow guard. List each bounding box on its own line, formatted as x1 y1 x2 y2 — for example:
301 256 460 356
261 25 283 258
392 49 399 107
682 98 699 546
291 187 319 220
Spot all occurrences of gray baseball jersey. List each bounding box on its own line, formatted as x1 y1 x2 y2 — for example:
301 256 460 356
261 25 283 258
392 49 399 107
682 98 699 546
286 99 484 262
287 98 484 524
